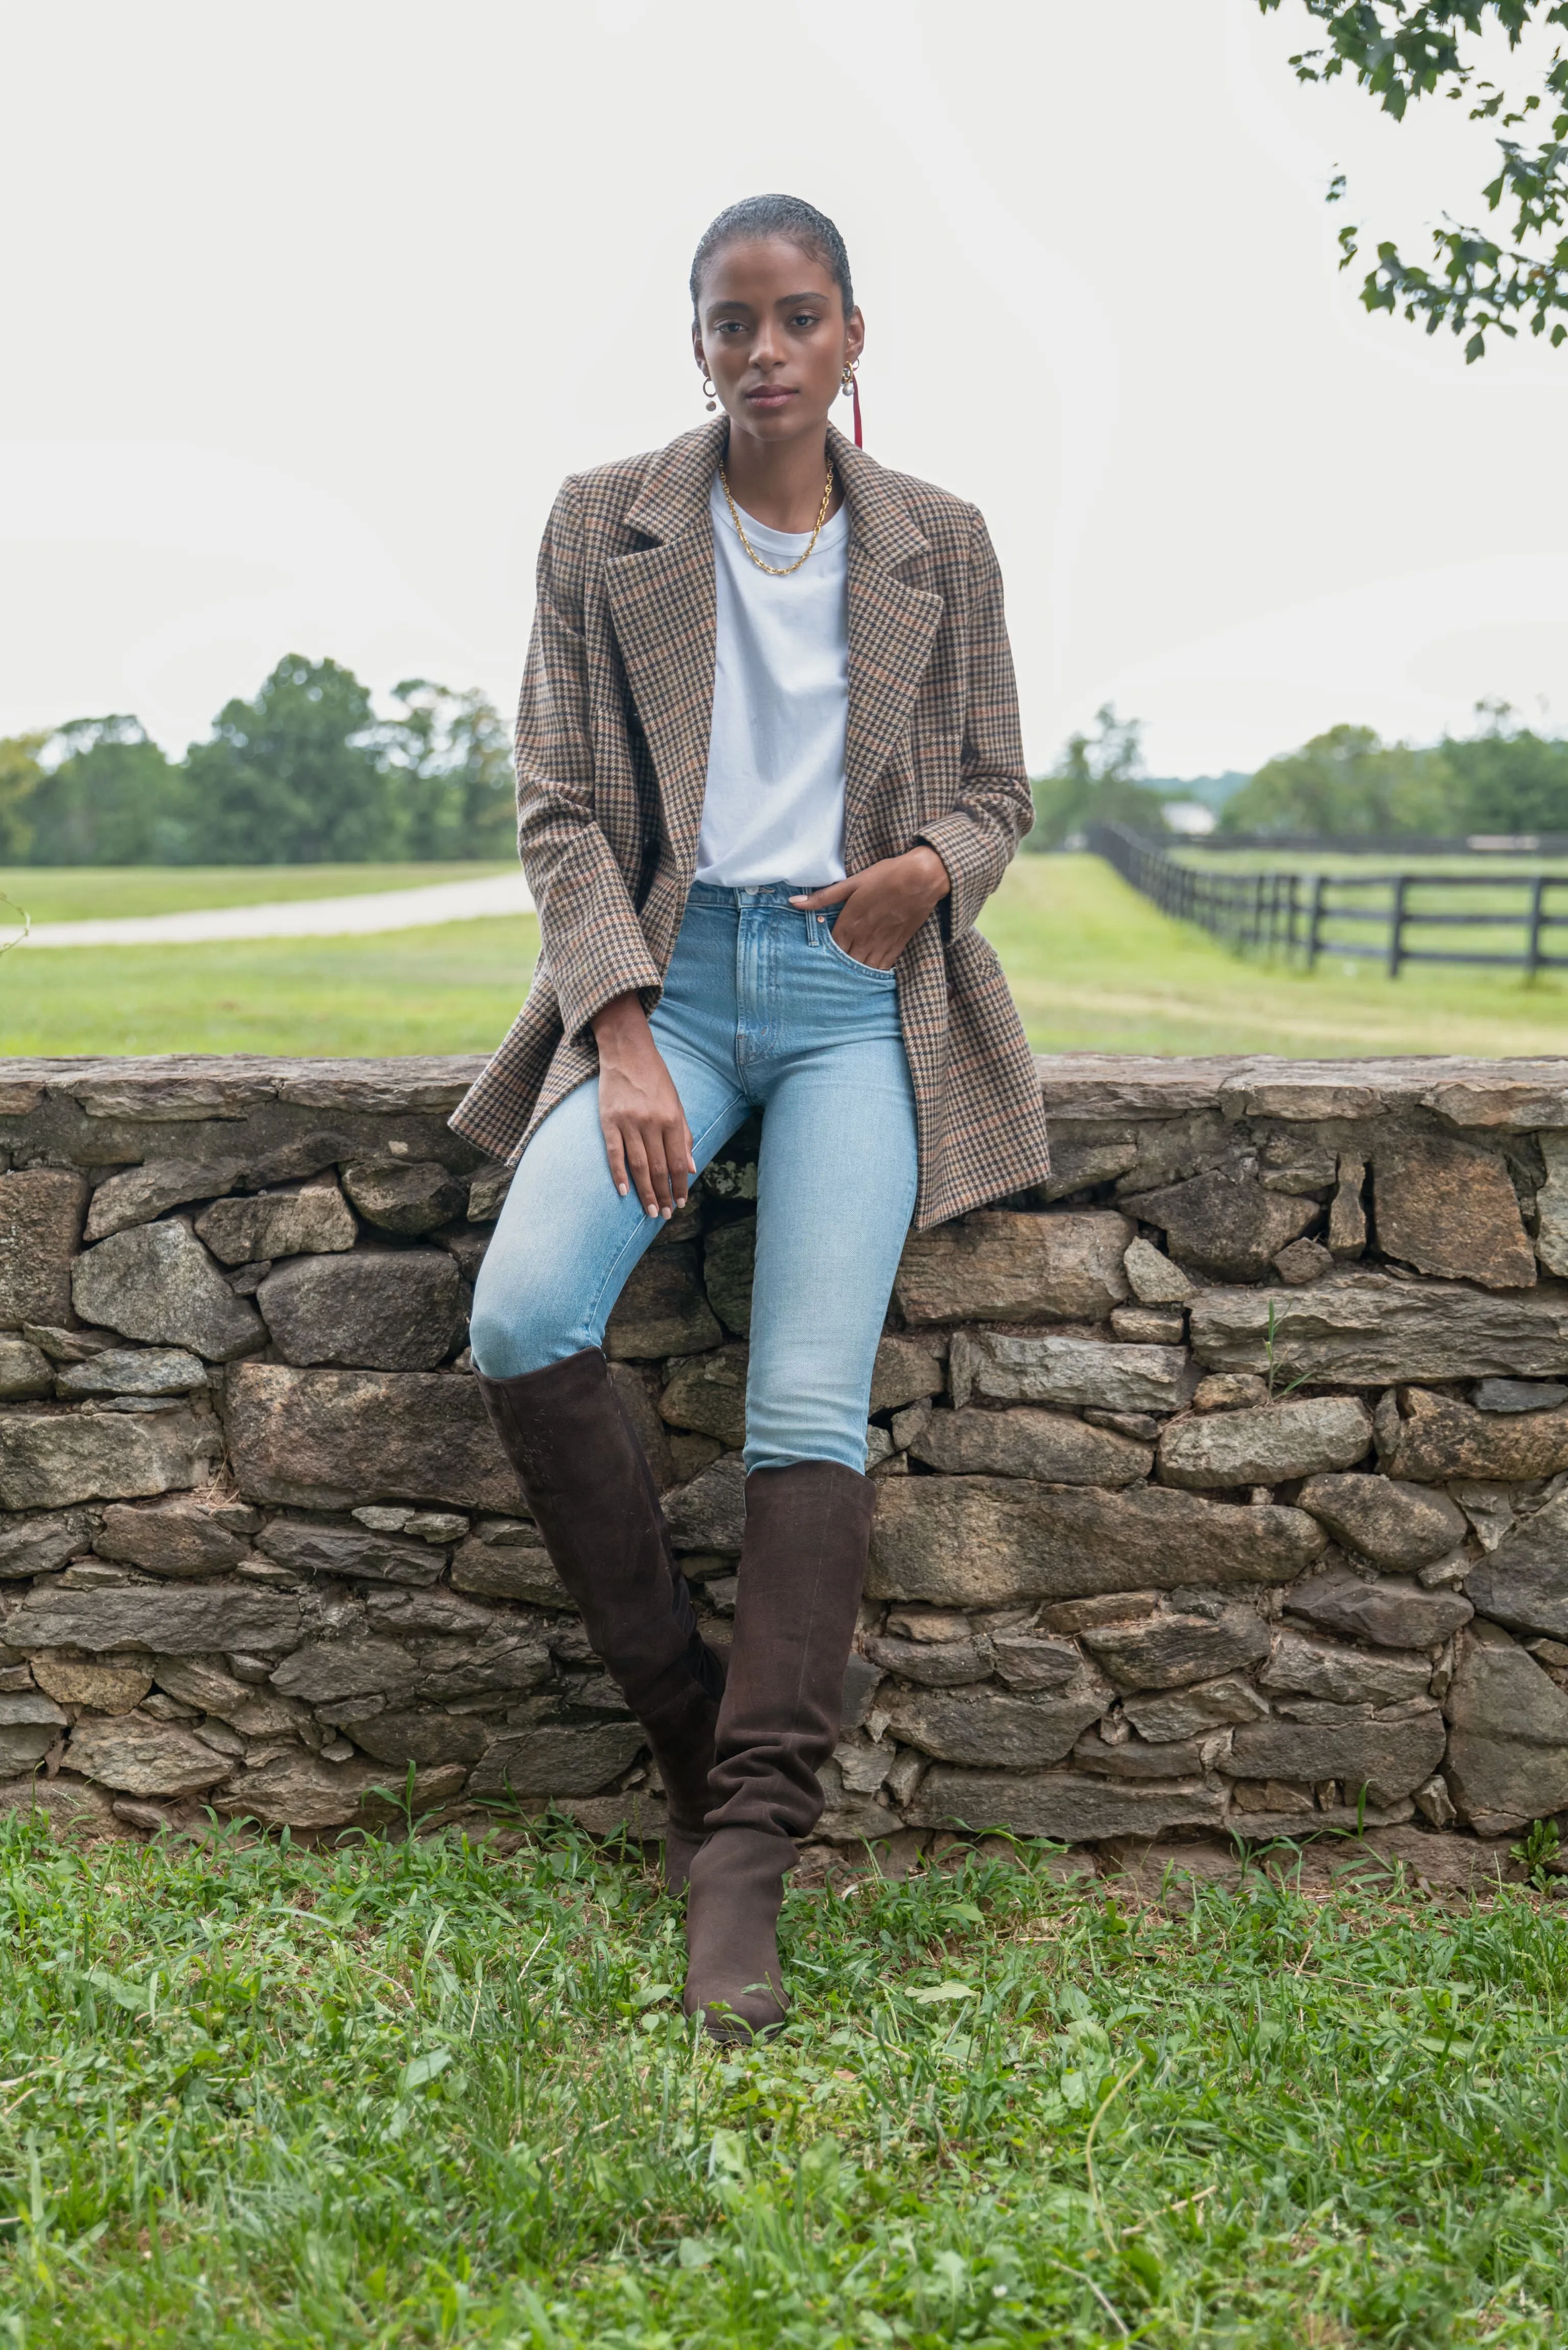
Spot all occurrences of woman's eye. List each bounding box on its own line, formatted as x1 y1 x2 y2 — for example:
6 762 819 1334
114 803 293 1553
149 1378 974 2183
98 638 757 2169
790 313 822 329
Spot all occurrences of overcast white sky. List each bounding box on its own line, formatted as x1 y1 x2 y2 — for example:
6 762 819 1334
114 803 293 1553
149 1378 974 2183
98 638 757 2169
4 0 1566 778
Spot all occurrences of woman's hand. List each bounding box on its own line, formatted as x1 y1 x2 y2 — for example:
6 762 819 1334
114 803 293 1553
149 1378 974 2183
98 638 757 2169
592 993 695 1218
790 845 951 969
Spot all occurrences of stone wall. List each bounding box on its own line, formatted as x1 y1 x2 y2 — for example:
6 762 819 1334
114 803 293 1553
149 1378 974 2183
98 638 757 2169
3 1050 1568 1859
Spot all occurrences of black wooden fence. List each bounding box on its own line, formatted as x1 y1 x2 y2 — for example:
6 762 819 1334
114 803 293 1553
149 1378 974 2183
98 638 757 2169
1086 822 1568 977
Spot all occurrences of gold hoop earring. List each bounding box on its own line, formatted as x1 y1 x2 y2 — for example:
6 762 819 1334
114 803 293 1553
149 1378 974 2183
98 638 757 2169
702 375 718 412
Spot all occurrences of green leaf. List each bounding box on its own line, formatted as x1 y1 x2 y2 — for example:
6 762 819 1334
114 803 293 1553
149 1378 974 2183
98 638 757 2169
400 2047 453 2092
909 1982 976 2005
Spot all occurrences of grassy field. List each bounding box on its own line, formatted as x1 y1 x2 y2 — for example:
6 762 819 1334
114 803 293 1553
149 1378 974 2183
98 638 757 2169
3 855 1567 1059
2 1814 1563 2347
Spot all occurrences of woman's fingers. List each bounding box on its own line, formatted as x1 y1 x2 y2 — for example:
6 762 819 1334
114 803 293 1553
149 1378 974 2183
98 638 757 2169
602 1120 631 1200
789 877 857 910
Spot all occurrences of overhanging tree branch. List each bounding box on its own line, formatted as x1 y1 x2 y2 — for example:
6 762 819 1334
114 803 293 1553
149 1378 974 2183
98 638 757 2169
1260 1 1568 356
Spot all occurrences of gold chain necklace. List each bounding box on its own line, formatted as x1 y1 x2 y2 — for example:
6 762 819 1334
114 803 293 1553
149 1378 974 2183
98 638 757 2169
718 461 836 577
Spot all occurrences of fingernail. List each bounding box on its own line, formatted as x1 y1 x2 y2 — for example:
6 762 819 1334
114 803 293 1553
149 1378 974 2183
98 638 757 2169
617 1183 628 1197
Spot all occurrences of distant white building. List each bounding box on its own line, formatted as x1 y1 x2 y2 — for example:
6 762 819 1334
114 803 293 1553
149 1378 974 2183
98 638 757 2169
1161 800 1218 836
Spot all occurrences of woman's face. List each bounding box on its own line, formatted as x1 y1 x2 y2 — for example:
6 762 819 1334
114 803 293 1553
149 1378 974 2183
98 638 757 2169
692 236 864 448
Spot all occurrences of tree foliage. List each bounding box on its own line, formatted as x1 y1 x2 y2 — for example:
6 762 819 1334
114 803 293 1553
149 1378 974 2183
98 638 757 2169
1260 1 1568 357
0 658 517 867
1026 705 1174 849
1218 703 1568 833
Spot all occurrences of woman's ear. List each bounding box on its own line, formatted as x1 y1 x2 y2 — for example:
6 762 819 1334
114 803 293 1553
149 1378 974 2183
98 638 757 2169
844 304 866 369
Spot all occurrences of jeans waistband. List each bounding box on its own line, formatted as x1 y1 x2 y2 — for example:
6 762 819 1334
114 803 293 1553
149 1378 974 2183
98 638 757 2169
686 880 821 909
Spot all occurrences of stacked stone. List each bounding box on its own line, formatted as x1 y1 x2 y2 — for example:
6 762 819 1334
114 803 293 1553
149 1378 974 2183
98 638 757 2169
2 1051 1567 1866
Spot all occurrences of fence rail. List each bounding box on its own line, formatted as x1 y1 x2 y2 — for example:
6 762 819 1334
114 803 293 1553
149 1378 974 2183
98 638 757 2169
1086 822 1568 977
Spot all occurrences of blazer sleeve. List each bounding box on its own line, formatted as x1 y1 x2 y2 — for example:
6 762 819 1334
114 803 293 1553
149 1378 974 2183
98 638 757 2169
915 509 1034 940
514 477 663 1046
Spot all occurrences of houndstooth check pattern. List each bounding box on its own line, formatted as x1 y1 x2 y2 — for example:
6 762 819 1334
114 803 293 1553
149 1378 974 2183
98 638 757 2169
448 419 1050 1228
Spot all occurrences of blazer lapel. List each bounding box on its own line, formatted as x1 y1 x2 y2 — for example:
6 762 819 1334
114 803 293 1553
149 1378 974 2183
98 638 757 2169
605 421 725 874
832 426 945 852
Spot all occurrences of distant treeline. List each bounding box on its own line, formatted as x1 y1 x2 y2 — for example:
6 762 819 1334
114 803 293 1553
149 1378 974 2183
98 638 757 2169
0 657 516 866
1028 702 1568 847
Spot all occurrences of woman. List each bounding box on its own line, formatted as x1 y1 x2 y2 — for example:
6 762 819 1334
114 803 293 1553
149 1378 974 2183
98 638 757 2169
456 193 1049 2038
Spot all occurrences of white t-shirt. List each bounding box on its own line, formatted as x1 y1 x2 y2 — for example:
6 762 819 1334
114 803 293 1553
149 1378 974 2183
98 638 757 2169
695 473 850 888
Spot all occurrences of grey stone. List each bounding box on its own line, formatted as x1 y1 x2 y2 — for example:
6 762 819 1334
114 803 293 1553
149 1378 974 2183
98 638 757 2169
1378 1387 1568 1482
193 1180 357 1264
0 1690 66 1728
990 1633 1087 1691
1112 1109 1233 1196
1328 1152 1367 1260
402 1511 467 1543
880 1669 1113 1770
6 1580 300 1657
703 1218 755 1336
0 1407 220 1512
449 1534 572 1609
257 1247 462 1372
1464 1491 1568 1641
869 1334 946 1414
94 1497 257 1579
468 1720 646 1796
32 1657 153 1713
0 1509 91 1579
213 1752 463 1828
1284 1569 1473 1650
150 1655 312 1739
604 1244 722 1360
1221 1705 1446 1806
56 1348 208 1399
1071 1726 1209 1778
72 1220 264 1361
340 1160 467 1236
868 1477 1325 1609
256 1521 447 1587
1371 1132 1535 1290
1259 1626 1433 1707
894 1209 1133 1326
226 1364 518 1510
906 1767 1227 1841
950 1330 1193 1415
1133 1162 1316 1282
1035 1125 1139 1201
1192 1373 1270 1412
1158 1397 1373 1490
0 1722 59 1770
67 1710 235 1797
465 1166 512 1224
1442 1627 1568 1831
1295 1474 1467 1570
863 1634 993 1686
1189 1272 1568 1388
0 1169 89 1328
20 1324 116 1364
909 1406 1152 1487
1123 1675 1269 1742
1080 1607 1271 1692
345 1709 491 1768
1122 1236 1192 1305
0 1771 121 1837
664 1454 747 1555
658 1345 747 1448
840 1651 883 1730
267 1634 419 1707
1259 1135 1339 1194
1110 1306 1185 1345
885 1605 975 1644
1536 1131 1568 1278
85 1157 247 1242
0 1339 54 1401
1474 1378 1568 1413
1273 1238 1337 1286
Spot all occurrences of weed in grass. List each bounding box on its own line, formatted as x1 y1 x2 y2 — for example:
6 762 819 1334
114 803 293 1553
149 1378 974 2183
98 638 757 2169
1 1813 1565 2344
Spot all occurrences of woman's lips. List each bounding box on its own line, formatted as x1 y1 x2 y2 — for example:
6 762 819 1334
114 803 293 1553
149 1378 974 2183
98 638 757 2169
744 385 796 405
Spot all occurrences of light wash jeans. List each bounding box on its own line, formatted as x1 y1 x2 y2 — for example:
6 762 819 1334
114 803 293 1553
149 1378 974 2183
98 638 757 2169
469 883 920 1474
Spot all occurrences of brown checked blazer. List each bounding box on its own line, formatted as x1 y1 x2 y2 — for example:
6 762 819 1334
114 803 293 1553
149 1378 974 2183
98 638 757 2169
448 417 1051 1228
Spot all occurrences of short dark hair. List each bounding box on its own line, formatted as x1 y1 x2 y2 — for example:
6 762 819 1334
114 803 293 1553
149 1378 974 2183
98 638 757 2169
690 194 853 321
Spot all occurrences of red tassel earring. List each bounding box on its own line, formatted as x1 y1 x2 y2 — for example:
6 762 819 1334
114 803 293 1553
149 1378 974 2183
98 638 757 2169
842 362 863 449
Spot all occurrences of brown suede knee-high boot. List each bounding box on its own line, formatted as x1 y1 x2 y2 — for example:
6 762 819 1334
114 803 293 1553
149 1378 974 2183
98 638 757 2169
682 1460 875 2039
476 1347 724 1890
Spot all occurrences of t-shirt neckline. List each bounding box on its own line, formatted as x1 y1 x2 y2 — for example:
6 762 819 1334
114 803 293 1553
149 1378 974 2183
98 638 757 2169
712 473 849 557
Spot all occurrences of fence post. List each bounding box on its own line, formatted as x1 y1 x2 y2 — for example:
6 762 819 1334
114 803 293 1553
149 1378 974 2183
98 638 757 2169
1306 875 1325 970
1286 873 1300 961
1387 876 1407 978
1527 874 1546 978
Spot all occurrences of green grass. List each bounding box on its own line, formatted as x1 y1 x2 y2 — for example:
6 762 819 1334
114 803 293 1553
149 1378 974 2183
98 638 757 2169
1 1814 1564 2346
5 858 1568 1059
0 866 513 926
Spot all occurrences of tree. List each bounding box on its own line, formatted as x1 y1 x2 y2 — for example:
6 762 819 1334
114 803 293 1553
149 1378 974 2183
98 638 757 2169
1440 698 1568 824
378 680 515 860
1219 722 1461 833
0 734 44 863
182 655 397 864
27 718 183 865
1026 705 1173 849
1261 1 1568 358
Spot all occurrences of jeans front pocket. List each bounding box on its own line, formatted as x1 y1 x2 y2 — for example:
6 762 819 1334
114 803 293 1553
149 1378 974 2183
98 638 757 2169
821 918 899 984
